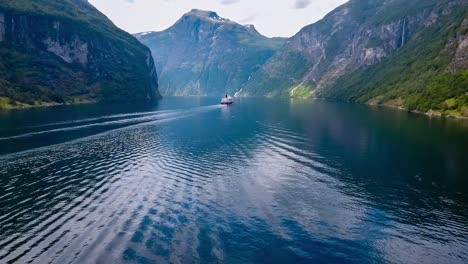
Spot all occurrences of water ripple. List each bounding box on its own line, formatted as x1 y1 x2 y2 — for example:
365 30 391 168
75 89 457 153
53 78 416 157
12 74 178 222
0 100 467 263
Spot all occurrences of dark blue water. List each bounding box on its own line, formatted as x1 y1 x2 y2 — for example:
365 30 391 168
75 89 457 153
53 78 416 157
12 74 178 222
0 98 467 263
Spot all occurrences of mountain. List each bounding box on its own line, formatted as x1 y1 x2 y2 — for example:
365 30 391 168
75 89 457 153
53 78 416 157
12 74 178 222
135 9 285 96
244 0 468 117
0 0 160 109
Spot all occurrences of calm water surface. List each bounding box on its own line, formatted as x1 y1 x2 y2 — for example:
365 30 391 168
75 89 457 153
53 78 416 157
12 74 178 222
0 98 467 263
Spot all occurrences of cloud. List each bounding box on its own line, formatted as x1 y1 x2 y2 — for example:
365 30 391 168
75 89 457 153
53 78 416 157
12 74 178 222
293 0 312 9
89 0 349 37
220 0 239 5
239 14 258 24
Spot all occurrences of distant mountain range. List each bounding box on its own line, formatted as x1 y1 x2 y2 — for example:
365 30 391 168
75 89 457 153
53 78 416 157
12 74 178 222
135 9 285 96
0 0 466 118
0 0 160 108
137 0 467 118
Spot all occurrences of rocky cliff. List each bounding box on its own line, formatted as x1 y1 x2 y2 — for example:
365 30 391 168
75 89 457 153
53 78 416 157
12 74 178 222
0 0 160 108
244 0 468 117
135 9 285 96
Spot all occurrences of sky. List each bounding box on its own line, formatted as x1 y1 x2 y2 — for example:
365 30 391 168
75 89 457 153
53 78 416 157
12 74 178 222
88 0 348 37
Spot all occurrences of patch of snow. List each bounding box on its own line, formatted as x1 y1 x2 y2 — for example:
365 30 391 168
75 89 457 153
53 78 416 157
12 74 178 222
210 17 228 22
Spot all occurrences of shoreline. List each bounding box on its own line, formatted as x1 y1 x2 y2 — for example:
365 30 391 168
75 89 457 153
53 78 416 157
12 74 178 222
2 96 467 121
367 102 468 121
0 99 97 110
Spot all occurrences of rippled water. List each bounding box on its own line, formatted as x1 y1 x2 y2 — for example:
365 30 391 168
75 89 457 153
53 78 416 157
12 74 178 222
0 98 467 263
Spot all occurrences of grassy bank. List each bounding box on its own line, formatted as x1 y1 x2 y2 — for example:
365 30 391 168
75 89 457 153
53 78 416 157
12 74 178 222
0 96 96 110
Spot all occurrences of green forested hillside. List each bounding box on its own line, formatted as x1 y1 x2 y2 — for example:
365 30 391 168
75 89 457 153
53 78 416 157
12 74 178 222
0 0 160 109
244 0 468 118
319 9 468 117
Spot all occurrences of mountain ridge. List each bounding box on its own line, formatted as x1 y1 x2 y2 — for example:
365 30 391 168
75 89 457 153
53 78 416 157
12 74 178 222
135 9 286 96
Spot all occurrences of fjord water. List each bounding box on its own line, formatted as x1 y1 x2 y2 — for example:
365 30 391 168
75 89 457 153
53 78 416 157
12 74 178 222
0 98 467 264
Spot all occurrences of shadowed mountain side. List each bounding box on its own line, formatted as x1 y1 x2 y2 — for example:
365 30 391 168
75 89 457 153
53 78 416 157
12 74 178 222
135 9 285 96
0 0 161 109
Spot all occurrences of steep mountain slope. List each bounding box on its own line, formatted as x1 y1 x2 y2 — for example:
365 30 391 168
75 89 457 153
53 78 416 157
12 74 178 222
244 0 468 117
135 9 285 96
320 5 468 117
0 0 160 108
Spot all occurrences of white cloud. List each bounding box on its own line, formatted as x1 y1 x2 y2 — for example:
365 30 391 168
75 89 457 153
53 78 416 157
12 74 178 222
293 0 312 9
89 0 348 37
220 0 240 5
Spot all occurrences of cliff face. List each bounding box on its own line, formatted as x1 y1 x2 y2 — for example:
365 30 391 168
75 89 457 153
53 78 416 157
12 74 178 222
319 1 468 117
448 18 468 73
245 0 467 102
0 0 160 108
135 9 285 96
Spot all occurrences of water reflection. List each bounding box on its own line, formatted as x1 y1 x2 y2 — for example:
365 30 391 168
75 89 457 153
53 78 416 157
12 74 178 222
0 98 467 263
